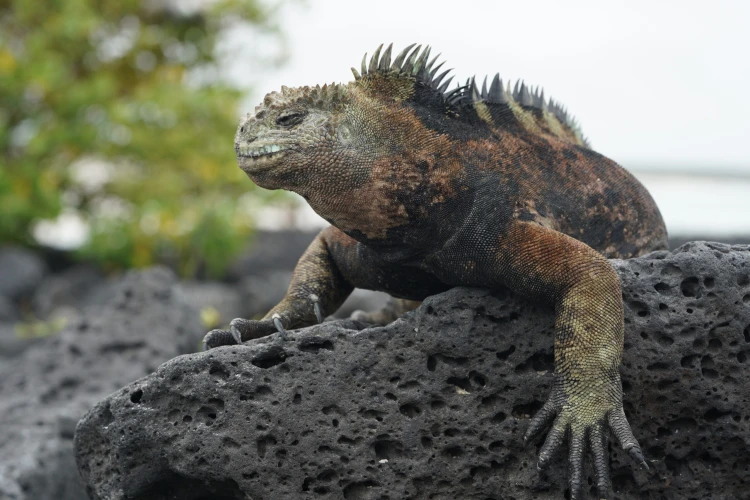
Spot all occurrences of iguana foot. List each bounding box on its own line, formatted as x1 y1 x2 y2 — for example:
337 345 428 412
202 315 288 350
524 385 647 499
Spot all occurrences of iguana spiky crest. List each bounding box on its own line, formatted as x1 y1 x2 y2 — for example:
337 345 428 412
352 43 588 147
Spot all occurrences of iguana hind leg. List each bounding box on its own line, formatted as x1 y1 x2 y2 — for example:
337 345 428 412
203 226 354 349
351 297 421 325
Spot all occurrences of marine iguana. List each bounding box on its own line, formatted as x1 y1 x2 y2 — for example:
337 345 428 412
204 43 668 498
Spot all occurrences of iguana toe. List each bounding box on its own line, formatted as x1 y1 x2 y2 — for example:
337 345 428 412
608 407 648 470
202 329 235 350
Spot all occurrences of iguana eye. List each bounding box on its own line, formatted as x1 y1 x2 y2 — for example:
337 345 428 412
276 110 307 127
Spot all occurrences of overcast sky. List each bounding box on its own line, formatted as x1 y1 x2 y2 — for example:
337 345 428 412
227 0 750 174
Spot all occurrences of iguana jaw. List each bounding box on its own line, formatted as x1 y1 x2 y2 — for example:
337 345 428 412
235 143 286 173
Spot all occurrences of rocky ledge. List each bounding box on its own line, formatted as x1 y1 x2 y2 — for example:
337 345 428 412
75 242 750 500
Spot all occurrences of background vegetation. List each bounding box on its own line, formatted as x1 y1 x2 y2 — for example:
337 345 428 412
0 0 287 277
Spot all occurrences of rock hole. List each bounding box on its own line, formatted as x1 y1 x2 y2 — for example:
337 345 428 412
660 263 682 276
399 403 421 418
197 405 219 425
130 389 143 404
656 334 674 347
255 385 273 396
222 437 241 449
373 439 404 459
668 417 697 431
514 351 554 373
680 277 700 297
704 277 715 288
317 470 337 482
427 355 437 371
420 437 433 448
680 354 700 368
446 376 472 393
251 346 287 369
209 365 230 379
512 401 543 419
488 440 504 452
629 300 650 317
738 274 750 287
441 445 464 458
338 436 357 445
496 345 516 360
431 353 469 366
654 282 671 293
298 337 334 352
701 355 718 379
469 371 487 387
492 412 507 423
704 408 731 422
322 405 344 416
256 435 277 458
342 480 379 500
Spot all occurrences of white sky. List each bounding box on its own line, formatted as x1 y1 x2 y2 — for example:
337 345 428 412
228 0 750 173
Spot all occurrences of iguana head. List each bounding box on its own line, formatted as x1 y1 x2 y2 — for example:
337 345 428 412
234 83 354 192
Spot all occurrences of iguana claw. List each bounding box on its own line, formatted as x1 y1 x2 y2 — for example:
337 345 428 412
230 323 243 345
309 293 324 324
271 313 288 340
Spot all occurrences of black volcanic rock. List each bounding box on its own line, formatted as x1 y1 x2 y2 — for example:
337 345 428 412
0 268 203 500
0 246 47 302
74 242 750 500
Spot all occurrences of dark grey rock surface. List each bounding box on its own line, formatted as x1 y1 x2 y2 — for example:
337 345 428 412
0 268 203 500
0 246 47 302
74 242 750 500
31 264 115 323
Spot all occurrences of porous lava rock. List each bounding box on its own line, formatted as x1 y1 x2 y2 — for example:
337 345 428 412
74 242 750 499
0 268 203 500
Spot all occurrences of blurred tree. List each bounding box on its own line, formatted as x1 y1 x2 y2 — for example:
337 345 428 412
0 0 288 277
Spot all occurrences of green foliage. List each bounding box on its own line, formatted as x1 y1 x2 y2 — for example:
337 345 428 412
0 0 287 276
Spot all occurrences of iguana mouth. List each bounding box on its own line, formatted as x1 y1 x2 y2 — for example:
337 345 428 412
236 143 286 172
236 144 284 158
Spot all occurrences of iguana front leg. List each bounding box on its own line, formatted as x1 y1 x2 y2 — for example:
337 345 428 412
486 221 646 499
203 226 354 349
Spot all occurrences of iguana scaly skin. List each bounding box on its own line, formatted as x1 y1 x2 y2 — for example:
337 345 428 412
204 43 667 498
